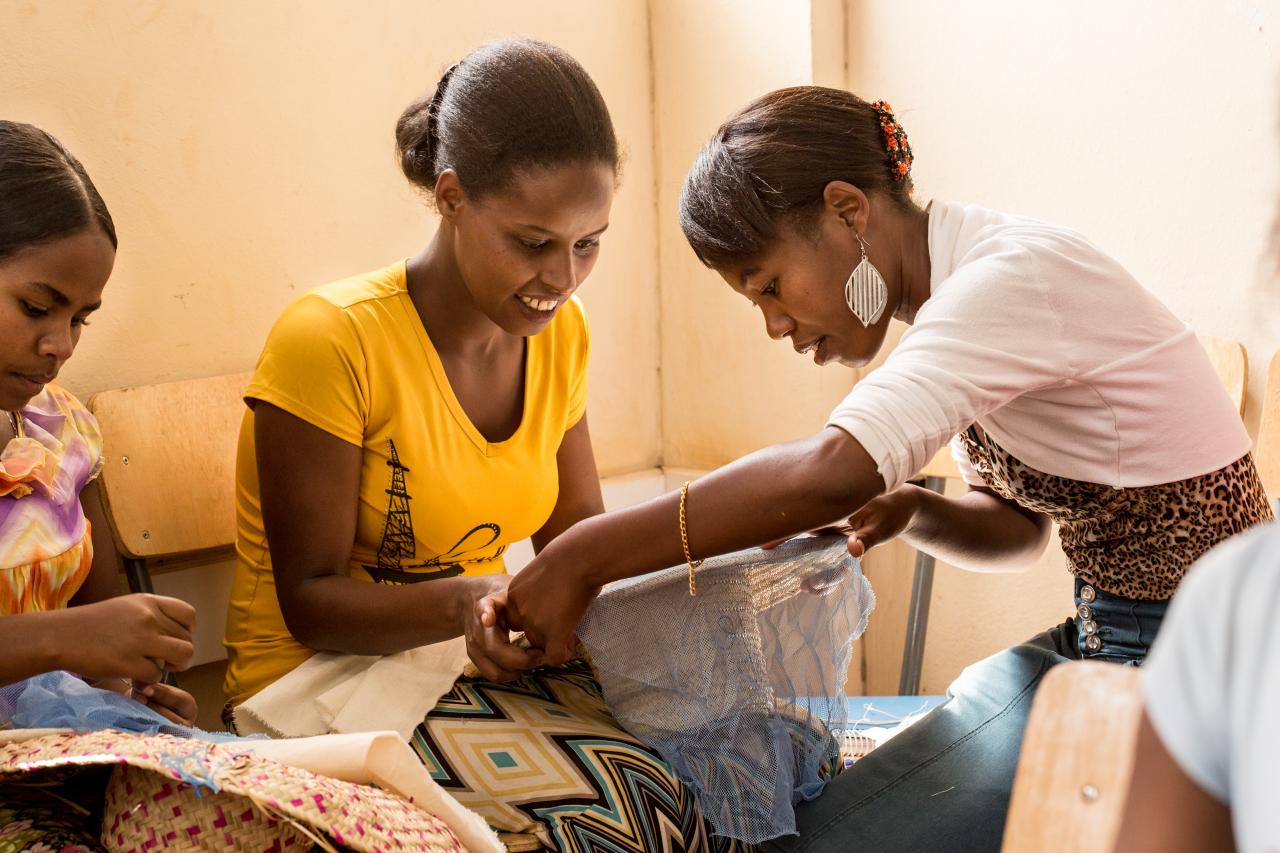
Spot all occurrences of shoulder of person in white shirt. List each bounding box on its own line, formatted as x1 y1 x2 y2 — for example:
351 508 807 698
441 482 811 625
1112 521 1280 853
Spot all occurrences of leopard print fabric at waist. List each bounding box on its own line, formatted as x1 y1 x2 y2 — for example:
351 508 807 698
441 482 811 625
959 426 1273 601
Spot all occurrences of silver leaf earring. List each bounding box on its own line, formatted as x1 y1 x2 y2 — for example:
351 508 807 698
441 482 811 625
845 233 888 327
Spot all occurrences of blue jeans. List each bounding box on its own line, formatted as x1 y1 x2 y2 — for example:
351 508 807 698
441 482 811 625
1072 577 1167 663
762 584 1168 853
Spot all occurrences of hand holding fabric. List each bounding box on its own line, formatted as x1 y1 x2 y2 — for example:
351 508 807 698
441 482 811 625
466 574 543 682
842 485 921 557
59 594 196 683
760 486 920 560
84 675 198 725
502 545 600 668
132 681 199 726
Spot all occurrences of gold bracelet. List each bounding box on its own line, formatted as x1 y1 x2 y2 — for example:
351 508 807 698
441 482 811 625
679 481 702 596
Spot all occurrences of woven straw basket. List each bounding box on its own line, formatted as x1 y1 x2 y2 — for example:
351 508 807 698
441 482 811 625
104 764 312 850
0 730 468 853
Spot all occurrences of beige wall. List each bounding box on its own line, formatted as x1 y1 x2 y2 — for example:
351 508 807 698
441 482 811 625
651 0 858 468
0 0 662 477
847 0 1280 432
847 0 1280 692
648 0 872 689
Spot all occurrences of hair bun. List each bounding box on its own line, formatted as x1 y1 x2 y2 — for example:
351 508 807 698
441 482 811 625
393 40 619 200
395 63 461 189
394 95 434 186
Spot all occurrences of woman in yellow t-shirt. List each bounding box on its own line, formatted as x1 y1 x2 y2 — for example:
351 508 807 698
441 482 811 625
223 40 745 852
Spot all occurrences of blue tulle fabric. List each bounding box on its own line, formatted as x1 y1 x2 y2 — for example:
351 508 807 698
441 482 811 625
578 535 875 844
0 670 248 743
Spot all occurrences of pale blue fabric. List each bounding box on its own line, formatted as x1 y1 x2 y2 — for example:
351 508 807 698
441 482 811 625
579 536 874 844
0 670 248 743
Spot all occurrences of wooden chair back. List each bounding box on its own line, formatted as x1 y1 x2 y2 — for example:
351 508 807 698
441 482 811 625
89 372 250 569
1196 334 1247 414
1257 350 1280 498
1001 662 1142 852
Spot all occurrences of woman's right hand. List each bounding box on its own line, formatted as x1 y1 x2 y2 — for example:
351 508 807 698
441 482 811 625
55 594 196 683
466 575 543 682
501 543 600 668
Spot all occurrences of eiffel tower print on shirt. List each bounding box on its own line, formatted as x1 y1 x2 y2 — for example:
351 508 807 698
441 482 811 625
363 439 505 586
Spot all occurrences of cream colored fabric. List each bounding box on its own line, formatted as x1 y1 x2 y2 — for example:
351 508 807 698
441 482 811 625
233 637 469 741
243 731 502 853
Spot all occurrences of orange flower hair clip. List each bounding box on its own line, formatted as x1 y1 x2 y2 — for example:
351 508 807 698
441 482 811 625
871 100 913 183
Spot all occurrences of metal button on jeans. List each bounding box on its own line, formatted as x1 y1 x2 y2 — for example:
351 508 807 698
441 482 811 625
1080 584 1097 603
1082 620 1098 636
1077 603 1093 620
1085 635 1102 652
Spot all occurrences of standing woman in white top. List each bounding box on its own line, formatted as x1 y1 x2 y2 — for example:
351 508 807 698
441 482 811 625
481 87 1273 850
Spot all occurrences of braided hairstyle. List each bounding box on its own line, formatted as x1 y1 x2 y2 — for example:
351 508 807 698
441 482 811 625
0 121 117 262
679 86 916 269
396 39 619 203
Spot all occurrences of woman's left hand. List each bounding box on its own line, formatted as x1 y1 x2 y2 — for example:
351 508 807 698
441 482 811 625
503 545 600 667
84 675 198 726
132 682 199 727
843 485 921 557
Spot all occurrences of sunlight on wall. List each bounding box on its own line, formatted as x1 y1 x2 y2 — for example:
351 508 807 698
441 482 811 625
0 0 662 475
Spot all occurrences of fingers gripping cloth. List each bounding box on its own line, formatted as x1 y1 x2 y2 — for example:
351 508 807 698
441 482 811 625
577 536 875 844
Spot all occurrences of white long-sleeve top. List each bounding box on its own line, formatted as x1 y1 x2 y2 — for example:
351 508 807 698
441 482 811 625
828 200 1250 492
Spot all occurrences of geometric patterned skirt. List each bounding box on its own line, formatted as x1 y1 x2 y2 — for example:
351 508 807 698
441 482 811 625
410 659 750 852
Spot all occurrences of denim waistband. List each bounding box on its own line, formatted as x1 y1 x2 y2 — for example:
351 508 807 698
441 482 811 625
1073 577 1170 665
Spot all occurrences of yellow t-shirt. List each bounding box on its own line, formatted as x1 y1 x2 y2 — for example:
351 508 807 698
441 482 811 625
223 261 589 705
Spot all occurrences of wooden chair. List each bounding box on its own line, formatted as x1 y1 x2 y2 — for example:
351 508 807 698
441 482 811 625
1001 662 1142 852
1256 350 1280 499
88 372 251 594
898 334 1246 695
1196 333 1248 415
